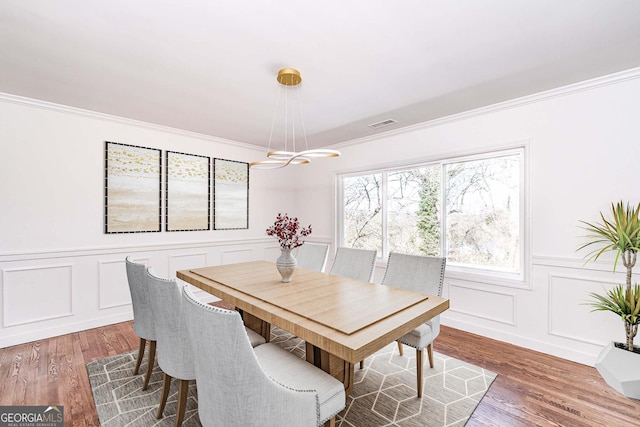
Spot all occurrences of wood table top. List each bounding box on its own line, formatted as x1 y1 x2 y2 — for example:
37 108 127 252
188 261 428 335
177 260 449 364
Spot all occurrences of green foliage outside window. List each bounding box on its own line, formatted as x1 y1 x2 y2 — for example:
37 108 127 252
341 150 522 275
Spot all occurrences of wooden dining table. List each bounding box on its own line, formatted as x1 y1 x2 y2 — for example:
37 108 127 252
177 260 449 395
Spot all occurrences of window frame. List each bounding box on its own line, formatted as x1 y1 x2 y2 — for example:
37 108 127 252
337 145 528 285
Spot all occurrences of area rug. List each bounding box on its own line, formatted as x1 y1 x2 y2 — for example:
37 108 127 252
87 327 496 426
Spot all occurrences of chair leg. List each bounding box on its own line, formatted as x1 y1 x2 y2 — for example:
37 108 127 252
397 341 404 356
416 349 423 398
134 337 146 375
143 340 156 391
427 343 434 368
359 360 364 369
174 379 190 427
322 416 336 427
157 373 172 419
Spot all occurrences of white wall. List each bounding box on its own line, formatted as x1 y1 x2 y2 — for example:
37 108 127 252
0 95 301 347
2 69 639 366
291 69 640 365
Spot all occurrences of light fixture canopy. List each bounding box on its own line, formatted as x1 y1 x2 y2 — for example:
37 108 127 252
250 68 341 169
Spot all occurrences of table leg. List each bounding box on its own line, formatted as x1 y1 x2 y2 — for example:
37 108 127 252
305 342 354 395
242 312 271 343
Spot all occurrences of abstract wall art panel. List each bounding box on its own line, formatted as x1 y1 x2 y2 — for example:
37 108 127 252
104 141 161 233
166 151 210 231
214 158 249 230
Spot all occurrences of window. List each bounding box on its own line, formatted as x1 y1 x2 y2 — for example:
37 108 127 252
339 148 524 278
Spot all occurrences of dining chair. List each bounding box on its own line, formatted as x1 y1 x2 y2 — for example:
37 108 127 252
330 247 377 369
181 285 346 427
295 242 329 272
329 247 377 282
381 252 446 398
146 268 266 427
145 268 196 427
125 256 156 390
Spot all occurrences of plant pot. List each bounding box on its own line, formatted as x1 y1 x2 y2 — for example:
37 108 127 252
276 248 297 283
595 341 640 399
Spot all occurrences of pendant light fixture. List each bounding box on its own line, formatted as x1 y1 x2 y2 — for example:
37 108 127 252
250 68 341 169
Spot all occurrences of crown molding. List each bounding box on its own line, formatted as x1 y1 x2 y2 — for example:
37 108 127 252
0 91 264 152
332 67 640 150
3 66 639 152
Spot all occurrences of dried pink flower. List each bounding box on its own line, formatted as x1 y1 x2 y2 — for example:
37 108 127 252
266 213 312 249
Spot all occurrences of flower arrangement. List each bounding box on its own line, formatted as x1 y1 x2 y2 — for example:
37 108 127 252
266 213 312 250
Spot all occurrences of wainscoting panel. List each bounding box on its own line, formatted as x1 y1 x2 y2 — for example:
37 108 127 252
0 239 276 348
220 248 253 265
2 264 73 327
448 281 517 326
168 252 208 277
98 259 133 310
548 273 622 346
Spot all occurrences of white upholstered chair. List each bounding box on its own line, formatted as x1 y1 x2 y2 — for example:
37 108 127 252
146 269 266 427
329 247 377 282
145 268 196 427
125 256 156 390
381 252 446 398
295 242 329 272
181 286 346 427
330 247 377 369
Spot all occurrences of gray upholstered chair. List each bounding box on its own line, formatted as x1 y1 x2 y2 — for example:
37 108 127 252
295 242 329 272
146 268 196 427
146 269 266 427
330 247 377 369
181 286 346 427
125 256 156 390
381 252 446 398
329 247 377 282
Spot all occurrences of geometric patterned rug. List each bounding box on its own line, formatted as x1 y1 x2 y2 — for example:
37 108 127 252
87 327 496 427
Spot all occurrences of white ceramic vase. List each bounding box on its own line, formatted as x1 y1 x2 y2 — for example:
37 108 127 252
276 248 297 283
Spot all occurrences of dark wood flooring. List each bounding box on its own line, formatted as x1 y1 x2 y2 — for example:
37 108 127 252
1 322 638 426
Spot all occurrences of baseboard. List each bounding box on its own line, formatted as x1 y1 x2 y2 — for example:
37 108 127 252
0 312 134 349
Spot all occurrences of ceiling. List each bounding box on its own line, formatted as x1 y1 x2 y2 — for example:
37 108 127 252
2 1 640 150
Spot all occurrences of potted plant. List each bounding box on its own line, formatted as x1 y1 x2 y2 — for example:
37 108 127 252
266 213 312 283
579 201 640 398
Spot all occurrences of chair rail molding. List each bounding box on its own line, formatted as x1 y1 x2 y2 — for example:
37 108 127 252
0 237 274 262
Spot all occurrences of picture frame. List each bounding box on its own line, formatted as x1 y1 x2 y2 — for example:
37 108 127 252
104 141 162 234
166 151 211 231
213 158 249 230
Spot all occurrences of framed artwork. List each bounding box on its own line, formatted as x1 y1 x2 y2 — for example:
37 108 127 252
214 158 249 230
104 141 161 233
166 151 210 231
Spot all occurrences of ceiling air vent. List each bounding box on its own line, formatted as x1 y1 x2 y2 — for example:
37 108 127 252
368 119 397 129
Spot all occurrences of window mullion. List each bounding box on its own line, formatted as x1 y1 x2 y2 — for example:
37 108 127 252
440 162 446 258
381 171 388 260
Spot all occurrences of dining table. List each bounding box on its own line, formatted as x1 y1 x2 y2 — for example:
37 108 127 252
176 260 449 395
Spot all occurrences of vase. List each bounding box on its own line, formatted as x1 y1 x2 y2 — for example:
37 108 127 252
595 341 640 399
276 248 297 283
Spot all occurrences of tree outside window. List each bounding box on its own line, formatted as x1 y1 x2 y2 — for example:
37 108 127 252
340 149 522 276
342 173 382 254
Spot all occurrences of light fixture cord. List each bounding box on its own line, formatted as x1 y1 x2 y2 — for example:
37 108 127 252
296 82 310 151
291 85 296 153
284 82 289 152
267 83 282 153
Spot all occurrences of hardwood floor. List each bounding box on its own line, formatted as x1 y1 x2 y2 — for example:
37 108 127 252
1 322 638 426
